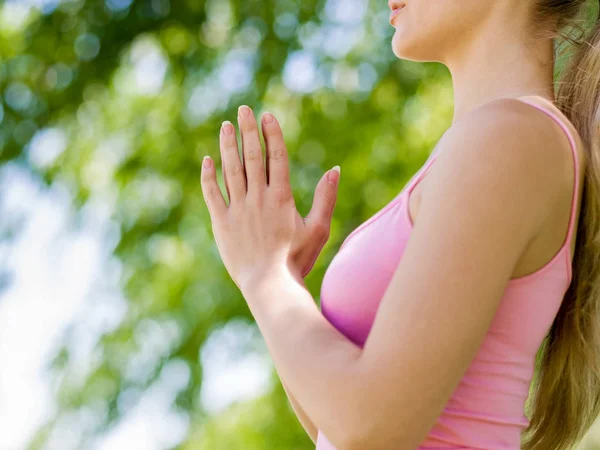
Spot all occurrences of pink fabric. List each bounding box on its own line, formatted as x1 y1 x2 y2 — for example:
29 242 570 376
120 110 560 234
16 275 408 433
316 96 580 450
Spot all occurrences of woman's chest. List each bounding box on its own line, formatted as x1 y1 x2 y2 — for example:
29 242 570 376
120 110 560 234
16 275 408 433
319 192 413 347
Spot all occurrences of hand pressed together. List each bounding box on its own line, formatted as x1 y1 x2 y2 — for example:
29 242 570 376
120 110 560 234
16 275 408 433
200 105 341 294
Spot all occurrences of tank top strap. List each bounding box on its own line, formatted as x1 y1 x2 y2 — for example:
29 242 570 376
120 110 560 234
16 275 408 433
515 95 581 248
405 147 442 196
514 95 581 285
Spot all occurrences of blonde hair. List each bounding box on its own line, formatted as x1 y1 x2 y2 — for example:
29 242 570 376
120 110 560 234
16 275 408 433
522 1 600 449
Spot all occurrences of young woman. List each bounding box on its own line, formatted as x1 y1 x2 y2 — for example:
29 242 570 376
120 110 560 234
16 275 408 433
200 0 600 449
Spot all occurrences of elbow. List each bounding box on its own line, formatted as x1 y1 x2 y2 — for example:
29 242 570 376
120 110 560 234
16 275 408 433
327 433 367 450
337 434 375 450
335 433 406 450
329 414 415 450
321 412 375 450
324 373 415 448
339 434 415 450
328 419 389 450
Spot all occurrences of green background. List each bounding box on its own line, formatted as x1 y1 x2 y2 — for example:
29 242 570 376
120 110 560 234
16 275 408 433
1 0 598 449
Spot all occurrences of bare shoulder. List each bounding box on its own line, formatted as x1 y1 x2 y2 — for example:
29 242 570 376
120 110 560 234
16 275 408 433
427 97 575 228
440 97 574 172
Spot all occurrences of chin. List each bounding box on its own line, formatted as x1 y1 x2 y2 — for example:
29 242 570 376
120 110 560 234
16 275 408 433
391 32 422 62
391 30 443 63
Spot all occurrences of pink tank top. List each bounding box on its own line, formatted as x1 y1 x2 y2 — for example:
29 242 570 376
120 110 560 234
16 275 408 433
316 96 581 450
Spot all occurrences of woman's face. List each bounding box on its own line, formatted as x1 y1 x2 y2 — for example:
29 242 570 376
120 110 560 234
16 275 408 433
388 0 495 63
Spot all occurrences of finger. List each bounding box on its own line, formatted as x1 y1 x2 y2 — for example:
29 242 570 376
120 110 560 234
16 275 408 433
222 159 231 205
262 113 291 191
201 156 227 217
238 105 267 194
219 125 233 204
306 166 340 228
261 114 271 185
220 120 246 204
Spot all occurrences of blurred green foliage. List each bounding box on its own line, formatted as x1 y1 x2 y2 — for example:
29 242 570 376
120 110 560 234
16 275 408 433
0 0 454 448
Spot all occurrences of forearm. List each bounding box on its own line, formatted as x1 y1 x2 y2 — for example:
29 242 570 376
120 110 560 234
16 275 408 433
280 378 318 444
242 268 365 447
270 272 319 444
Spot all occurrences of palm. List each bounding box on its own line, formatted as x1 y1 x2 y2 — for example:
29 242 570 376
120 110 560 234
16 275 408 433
219 110 340 280
289 179 338 278
216 106 340 282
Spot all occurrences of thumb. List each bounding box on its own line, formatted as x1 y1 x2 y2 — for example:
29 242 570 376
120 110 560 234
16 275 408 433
306 165 340 227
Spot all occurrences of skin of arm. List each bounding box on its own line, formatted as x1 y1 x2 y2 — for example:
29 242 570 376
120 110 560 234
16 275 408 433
241 98 570 450
277 272 319 443
275 270 320 443
281 378 319 443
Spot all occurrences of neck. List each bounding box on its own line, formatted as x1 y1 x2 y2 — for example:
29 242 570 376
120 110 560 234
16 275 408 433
447 18 556 125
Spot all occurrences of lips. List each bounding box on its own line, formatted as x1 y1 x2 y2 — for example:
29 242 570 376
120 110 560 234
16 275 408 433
388 1 406 11
389 2 406 24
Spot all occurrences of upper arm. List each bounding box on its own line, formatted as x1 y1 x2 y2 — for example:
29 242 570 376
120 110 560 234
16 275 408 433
348 99 568 448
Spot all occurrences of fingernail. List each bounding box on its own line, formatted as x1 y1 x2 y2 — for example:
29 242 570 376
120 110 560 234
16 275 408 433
263 112 274 124
221 121 234 135
203 156 212 169
328 165 340 185
238 105 251 118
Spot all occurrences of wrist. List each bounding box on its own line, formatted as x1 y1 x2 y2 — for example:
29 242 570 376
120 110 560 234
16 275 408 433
241 263 305 301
